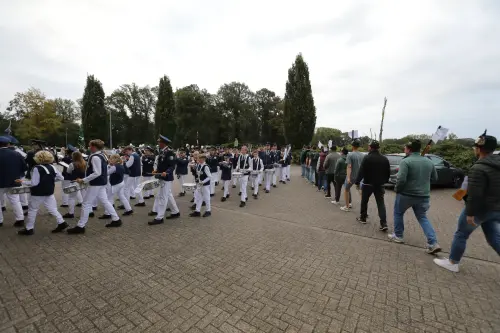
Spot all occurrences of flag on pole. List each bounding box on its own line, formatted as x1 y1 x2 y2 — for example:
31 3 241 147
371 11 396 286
328 140 332 148
4 120 12 135
318 141 323 149
78 126 85 149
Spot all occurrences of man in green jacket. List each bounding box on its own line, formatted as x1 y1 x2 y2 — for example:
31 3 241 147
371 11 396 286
389 140 442 254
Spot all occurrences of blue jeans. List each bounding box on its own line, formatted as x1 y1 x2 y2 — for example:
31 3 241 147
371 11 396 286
449 209 500 263
393 194 437 246
301 164 306 177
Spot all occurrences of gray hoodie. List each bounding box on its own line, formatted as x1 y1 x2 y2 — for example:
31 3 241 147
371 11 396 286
323 152 340 175
466 154 500 217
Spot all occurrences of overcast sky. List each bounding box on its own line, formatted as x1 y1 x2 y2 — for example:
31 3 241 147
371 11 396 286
1 0 499 139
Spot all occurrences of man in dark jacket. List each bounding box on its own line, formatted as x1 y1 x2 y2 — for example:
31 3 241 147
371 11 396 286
434 131 500 273
355 140 390 230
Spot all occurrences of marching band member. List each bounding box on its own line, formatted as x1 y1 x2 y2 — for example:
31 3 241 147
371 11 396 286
189 151 199 204
189 154 211 217
220 154 232 201
60 145 77 208
16 150 67 235
207 147 218 197
141 147 155 199
279 146 288 184
148 135 180 225
67 139 122 234
261 143 274 193
271 143 280 188
251 149 264 199
123 146 145 207
4 135 30 212
62 151 86 219
0 136 27 227
103 154 133 217
176 149 189 197
236 145 252 207
231 148 240 188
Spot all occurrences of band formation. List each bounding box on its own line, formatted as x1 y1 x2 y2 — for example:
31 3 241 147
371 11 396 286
0 134 292 235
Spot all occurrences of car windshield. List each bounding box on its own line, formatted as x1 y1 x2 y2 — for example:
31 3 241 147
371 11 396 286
386 155 403 165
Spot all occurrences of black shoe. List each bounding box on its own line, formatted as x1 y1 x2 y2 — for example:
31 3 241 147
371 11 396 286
202 202 206 207
379 224 388 232
92 207 97 211
67 226 85 234
325 195 331 198
356 217 367 224
253 194 258 199
202 211 211 217
150 194 154 198
166 207 171 212
89 212 95 218
105 219 122 228
130 197 136 200
210 194 215 197
191 204 196 210
123 210 134 216
1 207 5 212
117 205 125 210
272 184 277 188
238 192 242 196
143 195 150 200
232 185 236 188
60 204 69 208
98 214 112 220
179 192 185 197
226 194 230 198
76 203 82 207
221 197 226 202
215 182 219 186
189 211 201 217
259 184 262 187
18 228 34 236
0 223 3 227
166 213 180 219
62 213 74 219
251 187 254 191
265 190 269 193
14 220 24 227
221 187 225 191
52 222 68 233
22 205 29 210
239 201 246 207
134 202 146 207
24 211 28 216
148 219 164 225
190 198 195 203
148 211 157 216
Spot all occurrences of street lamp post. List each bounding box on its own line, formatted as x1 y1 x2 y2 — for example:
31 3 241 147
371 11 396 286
109 109 112 148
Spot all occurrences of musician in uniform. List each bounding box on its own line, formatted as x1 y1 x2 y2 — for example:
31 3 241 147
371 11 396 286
270 144 280 187
0 136 27 227
67 139 122 234
16 150 67 235
1 135 29 212
123 146 146 207
62 151 86 219
176 148 189 197
60 144 78 208
250 149 264 199
141 146 156 199
261 143 274 193
206 147 219 197
236 145 252 207
231 148 240 188
219 154 232 201
189 150 199 204
148 135 181 225
189 154 212 217
104 154 133 217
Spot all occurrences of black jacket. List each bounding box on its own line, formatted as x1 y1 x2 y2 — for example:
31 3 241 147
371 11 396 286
466 154 500 217
355 150 390 186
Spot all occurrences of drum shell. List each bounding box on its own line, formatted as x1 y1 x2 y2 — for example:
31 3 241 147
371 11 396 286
9 186 31 194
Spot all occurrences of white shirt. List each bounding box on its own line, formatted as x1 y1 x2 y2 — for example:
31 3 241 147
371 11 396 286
108 165 117 174
24 165 64 186
83 151 104 183
198 163 212 185
125 154 135 168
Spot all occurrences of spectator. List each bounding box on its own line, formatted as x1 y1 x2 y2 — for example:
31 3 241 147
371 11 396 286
434 131 500 272
333 148 350 206
355 140 390 231
323 145 340 199
300 146 309 178
316 148 327 192
389 140 441 254
310 147 319 186
340 139 364 212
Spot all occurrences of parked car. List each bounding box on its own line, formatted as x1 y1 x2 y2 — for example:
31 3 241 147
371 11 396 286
385 153 465 188
495 150 500 155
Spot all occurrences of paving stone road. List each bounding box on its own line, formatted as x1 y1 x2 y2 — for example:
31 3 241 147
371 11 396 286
0 166 499 333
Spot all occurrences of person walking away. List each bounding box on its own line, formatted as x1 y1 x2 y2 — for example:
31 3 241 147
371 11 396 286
340 140 364 212
309 146 319 186
324 146 340 199
388 140 441 254
355 140 390 230
316 148 327 192
434 131 500 272
300 146 308 178
333 148 350 206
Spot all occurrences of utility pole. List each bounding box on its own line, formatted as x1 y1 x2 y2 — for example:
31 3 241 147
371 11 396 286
379 97 387 143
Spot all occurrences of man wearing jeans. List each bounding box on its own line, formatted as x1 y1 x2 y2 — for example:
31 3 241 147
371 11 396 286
434 131 500 272
389 140 442 254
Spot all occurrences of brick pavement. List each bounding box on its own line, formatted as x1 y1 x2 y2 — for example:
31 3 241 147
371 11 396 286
0 166 499 332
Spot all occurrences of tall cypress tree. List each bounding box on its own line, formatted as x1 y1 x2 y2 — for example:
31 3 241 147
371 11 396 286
81 75 107 144
154 75 176 141
283 53 316 148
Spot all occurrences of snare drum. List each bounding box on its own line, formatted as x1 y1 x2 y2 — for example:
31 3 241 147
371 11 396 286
63 183 88 194
232 172 243 179
182 183 197 192
250 170 259 178
265 169 274 174
273 163 281 168
9 186 32 195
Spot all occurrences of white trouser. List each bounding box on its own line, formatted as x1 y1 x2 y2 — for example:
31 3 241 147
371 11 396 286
223 180 230 197
258 172 262 185
156 181 179 219
0 188 24 223
106 182 131 213
123 175 129 198
281 167 287 182
209 173 216 194
68 190 83 214
195 185 211 212
20 193 29 206
272 168 280 185
61 180 71 205
232 176 238 186
251 175 259 195
127 176 144 203
77 185 119 227
286 166 291 179
154 188 175 213
26 195 64 230
264 170 273 191
0 193 4 207
217 167 221 182
239 175 249 202
178 174 186 193
142 176 154 197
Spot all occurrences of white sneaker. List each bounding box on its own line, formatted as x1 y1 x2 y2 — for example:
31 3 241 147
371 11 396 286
433 258 459 273
340 206 351 212
348 204 353 208
387 233 404 243
331 200 339 205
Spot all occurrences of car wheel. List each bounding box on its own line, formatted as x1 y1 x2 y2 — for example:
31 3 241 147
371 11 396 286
452 175 463 188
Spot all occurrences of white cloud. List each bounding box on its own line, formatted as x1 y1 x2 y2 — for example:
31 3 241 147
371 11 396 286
1 0 499 139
